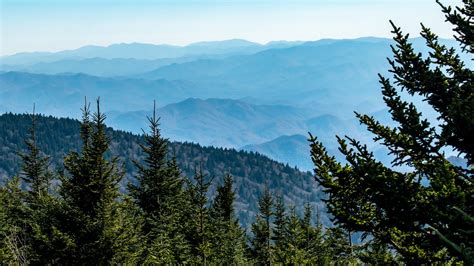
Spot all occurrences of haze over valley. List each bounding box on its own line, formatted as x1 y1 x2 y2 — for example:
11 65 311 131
2 37 465 170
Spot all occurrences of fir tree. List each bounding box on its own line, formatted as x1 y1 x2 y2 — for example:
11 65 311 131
272 193 287 263
323 227 355 263
15 108 69 264
300 204 326 263
210 173 235 221
128 101 190 263
184 167 213 264
250 185 274 265
18 106 51 200
309 0 473 263
58 98 126 264
209 174 247 264
0 177 30 264
283 205 307 264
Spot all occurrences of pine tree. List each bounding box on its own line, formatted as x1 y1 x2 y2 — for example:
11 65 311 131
272 193 287 263
210 173 235 221
209 174 247 264
300 204 326 263
128 102 190 263
323 227 355 263
309 0 473 263
358 238 397 265
283 205 307 264
16 109 61 264
184 167 213 264
0 177 30 264
58 98 126 264
18 106 51 200
250 185 274 265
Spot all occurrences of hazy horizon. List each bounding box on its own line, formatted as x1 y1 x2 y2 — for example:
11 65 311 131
1 0 458 56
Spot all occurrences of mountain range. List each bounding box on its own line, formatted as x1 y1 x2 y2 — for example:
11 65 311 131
1 37 465 170
1 39 303 66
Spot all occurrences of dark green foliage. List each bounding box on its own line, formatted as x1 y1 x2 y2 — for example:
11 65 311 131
0 99 415 264
0 112 321 229
210 173 235 221
0 177 30 264
18 108 52 199
128 104 190 263
209 174 247 264
57 99 128 264
309 0 473 263
183 167 213 263
250 185 274 265
14 110 69 265
323 227 356 263
272 201 327 264
272 193 287 262
357 238 397 265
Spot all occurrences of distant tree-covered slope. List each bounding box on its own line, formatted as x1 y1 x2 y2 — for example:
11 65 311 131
0 113 327 226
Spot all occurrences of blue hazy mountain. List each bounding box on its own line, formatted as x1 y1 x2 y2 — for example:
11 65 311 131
107 98 311 148
0 39 303 66
0 57 204 77
241 114 359 170
241 134 315 170
137 37 465 106
0 71 202 117
1 37 463 170
136 39 395 110
106 99 379 161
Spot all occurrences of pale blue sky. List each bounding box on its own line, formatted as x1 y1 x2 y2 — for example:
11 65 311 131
1 0 458 56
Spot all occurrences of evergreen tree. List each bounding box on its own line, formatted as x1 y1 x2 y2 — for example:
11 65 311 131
15 108 67 264
282 205 307 264
323 227 355 263
184 167 213 264
210 173 235 221
58 98 127 264
0 177 30 264
309 0 473 263
128 101 190 263
209 174 247 264
250 185 274 265
18 106 51 199
272 193 287 262
300 204 326 263
357 238 398 265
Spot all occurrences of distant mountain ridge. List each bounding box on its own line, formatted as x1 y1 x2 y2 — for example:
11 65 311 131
0 39 303 65
1 37 465 171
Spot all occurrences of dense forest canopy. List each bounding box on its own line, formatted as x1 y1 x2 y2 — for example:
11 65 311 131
0 112 323 228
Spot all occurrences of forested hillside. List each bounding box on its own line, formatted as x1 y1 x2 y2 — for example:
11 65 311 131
0 112 324 226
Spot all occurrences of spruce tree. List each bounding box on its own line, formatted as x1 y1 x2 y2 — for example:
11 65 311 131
0 177 30 264
272 193 287 263
184 167 213 264
250 185 274 265
300 204 326 263
210 173 235 221
18 107 51 199
283 205 307 264
323 227 355 263
128 102 190 263
209 174 247 264
16 109 62 264
58 98 126 264
309 0 473 263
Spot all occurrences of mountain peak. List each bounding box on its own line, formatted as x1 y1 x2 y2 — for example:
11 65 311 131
187 39 260 48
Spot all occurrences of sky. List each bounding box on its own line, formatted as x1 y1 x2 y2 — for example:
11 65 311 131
0 0 459 56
